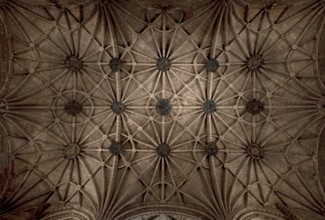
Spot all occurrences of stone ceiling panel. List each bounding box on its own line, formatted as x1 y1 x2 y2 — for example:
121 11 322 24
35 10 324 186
0 0 325 219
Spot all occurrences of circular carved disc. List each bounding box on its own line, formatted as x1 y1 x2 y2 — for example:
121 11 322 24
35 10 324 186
111 101 125 114
205 142 218 156
65 56 82 72
109 58 123 72
247 55 263 71
65 100 83 116
247 144 263 160
156 143 171 157
64 144 80 159
156 99 172 116
157 57 171 72
246 99 264 115
203 100 217 114
206 58 219 72
109 141 122 155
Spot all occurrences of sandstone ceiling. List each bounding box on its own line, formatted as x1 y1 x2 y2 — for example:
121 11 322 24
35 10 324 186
0 0 325 219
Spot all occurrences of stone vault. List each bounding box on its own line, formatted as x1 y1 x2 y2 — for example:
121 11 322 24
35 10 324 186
0 0 325 219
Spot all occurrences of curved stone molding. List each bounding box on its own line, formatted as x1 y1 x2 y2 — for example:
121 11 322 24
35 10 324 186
234 206 325 220
0 203 50 220
15 0 96 7
233 207 285 220
114 205 214 220
318 123 325 209
129 0 210 11
292 208 325 220
240 0 314 6
318 12 325 92
42 205 95 220
0 119 12 202
275 203 302 220
0 12 12 97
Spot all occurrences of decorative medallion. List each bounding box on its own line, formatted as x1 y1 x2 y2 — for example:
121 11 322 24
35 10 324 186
109 141 122 156
246 144 264 160
246 99 264 115
203 100 217 114
156 143 171 157
111 101 125 114
0 100 7 114
156 99 172 116
205 142 218 156
156 57 171 72
64 144 80 159
246 55 264 71
65 100 83 116
65 56 82 72
206 58 219 72
109 58 123 73
317 98 325 115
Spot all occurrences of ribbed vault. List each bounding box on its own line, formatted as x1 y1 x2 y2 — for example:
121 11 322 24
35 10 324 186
0 0 325 219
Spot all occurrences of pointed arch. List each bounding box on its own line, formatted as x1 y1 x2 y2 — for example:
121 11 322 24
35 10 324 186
113 205 215 220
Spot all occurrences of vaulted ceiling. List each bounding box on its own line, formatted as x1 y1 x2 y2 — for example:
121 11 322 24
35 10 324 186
0 0 325 219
